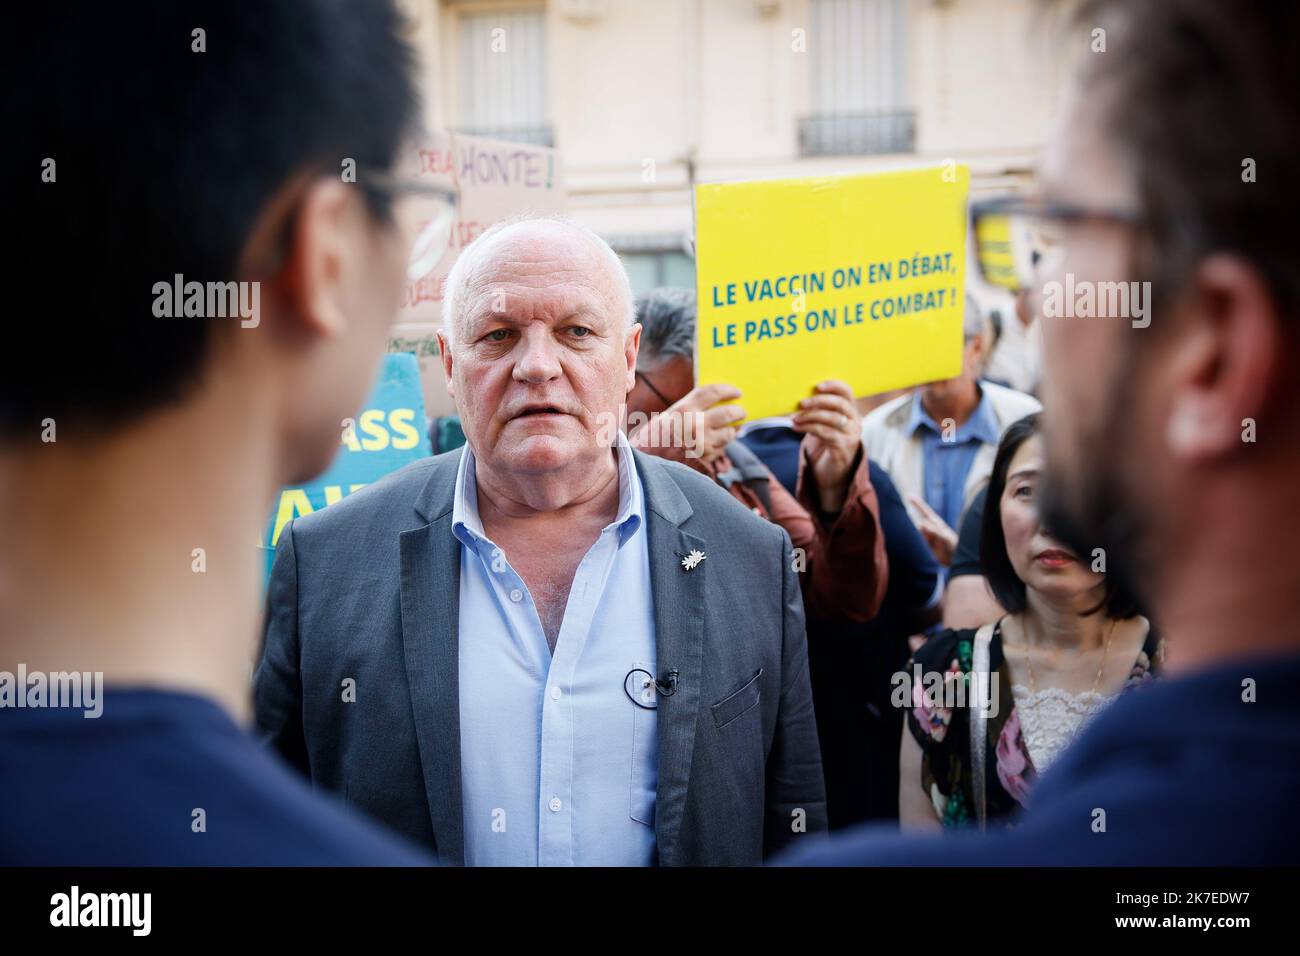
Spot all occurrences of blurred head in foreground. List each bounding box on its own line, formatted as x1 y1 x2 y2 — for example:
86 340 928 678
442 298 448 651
0 0 436 867
1037 0 1299 668
1 0 424 709
3 0 426 478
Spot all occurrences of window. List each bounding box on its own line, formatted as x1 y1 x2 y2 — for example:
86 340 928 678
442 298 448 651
800 0 912 156
619 250 695 295
457 6 552 146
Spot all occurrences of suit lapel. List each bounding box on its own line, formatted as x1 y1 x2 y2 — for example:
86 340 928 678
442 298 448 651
636 452 705 867
399 452 465 865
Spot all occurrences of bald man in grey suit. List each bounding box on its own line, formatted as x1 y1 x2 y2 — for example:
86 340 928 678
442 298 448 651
256 218 827 865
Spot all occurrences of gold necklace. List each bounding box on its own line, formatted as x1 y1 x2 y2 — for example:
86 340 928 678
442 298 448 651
1019 616 1120 698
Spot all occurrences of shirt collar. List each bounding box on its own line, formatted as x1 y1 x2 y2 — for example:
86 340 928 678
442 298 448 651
907 383 1002 446
452 430 645 550
904 392 930 436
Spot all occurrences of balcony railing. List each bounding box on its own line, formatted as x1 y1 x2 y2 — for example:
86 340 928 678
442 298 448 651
797 110 915 157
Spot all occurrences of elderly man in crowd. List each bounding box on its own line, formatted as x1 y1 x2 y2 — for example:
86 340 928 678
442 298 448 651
256 216 827 866
626 287 887 624
861 295 1040 565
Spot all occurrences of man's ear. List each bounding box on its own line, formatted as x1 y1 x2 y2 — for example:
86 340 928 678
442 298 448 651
437 329 455 398
1166 253 1283 461
623 322 642 393
250 177 359 343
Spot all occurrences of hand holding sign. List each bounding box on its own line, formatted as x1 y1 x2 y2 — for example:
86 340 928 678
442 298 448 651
792 380 862 515
628 383 745 464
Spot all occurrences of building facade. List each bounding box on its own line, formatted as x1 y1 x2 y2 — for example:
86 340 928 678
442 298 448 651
398 0 1063 410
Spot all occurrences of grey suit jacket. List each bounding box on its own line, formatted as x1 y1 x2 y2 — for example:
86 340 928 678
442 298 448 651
255 446 827 865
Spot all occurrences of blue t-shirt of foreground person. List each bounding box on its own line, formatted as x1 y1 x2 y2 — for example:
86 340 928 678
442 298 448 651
0 688 433 866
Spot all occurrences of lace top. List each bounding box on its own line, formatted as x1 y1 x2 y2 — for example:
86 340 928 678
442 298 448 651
906 620 1163 829
1011 685 1112 773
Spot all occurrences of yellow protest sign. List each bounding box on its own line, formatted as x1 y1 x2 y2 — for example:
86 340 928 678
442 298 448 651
694 165 969 420
974 207 1020 291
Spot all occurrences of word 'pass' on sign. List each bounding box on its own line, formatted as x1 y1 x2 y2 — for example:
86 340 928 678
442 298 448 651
260 352 432 579
694 164 970 420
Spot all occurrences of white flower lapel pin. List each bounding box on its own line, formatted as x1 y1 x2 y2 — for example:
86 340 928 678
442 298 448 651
678 549 707 571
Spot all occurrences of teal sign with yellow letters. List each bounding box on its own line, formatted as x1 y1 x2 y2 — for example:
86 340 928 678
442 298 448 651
260 352 433 577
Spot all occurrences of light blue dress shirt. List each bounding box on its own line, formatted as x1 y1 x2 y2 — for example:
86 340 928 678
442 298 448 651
908 385 1002 532
452 432 659 866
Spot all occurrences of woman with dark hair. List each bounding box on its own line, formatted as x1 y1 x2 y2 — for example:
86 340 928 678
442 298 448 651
898 413 1162 830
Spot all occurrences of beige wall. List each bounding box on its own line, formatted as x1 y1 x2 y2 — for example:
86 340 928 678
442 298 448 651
412 0 1063 236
